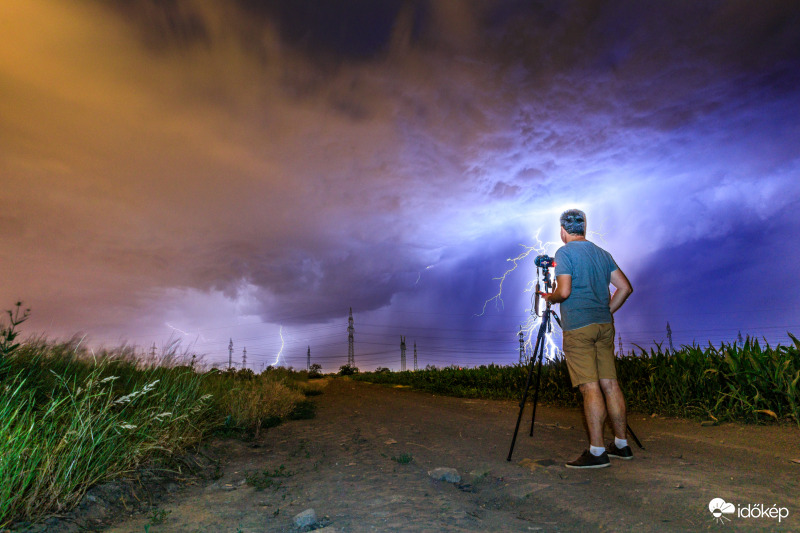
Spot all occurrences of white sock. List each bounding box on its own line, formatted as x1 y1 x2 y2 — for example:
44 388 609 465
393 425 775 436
615 437 628 449
590 445 605 456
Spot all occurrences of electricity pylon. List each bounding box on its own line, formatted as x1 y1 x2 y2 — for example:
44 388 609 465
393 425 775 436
348 308 355 367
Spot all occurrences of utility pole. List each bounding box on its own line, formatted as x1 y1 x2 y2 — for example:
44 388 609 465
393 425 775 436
307 345 311 371
228 338 233 369
242 347 247 369
413 341 418 371
519 326 525 363
347 307 355 367
400 336 406 371
618 333 623 356
666 322 674 352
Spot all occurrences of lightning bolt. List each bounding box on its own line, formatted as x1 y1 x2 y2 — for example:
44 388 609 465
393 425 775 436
475 244 537 316
165 322 190 336
479 229 562 361
273 326 285 367
164 323 209 342
587 229 608 245
415 264 436 286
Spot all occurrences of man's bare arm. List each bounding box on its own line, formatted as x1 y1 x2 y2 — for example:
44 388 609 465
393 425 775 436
544 274 572 304
609 268 633 314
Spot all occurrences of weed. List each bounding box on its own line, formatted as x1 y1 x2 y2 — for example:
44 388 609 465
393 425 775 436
391 453 414 464
0 301 29 361
147 507 171 525
246 475 275 491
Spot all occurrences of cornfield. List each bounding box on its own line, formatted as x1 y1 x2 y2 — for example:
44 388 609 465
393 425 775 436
355 335 800 425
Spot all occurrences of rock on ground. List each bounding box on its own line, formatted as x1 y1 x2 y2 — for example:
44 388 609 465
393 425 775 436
428 467 461 483
292 508 317 528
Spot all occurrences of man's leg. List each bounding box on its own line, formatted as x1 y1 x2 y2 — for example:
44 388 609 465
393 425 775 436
563 326 611 468
599 378 627 440
578 381 606 447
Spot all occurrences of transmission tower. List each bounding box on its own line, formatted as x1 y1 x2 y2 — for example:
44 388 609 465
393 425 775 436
519 326 525 363
666 322 674 351
228 338 233 369
348 307 355 367
400 336 406 371
737 330 744 344
413 341 418 371
242 347 247 369
307 345 311 371
618 333 623 356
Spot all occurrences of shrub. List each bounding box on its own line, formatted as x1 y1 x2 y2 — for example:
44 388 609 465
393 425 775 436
308 363 323 378
339 364 359 376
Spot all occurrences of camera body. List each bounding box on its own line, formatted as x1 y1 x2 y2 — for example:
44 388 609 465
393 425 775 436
534 254 556 270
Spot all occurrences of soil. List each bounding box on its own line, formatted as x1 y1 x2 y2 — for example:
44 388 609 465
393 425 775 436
26 378 800 532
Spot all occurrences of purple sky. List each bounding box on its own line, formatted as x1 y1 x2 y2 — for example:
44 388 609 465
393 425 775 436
2 1 799 371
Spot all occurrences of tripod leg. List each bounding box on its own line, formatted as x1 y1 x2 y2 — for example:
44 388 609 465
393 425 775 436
529 312 551 437
507 334 543 462
528 347 544 437
626 424 644 449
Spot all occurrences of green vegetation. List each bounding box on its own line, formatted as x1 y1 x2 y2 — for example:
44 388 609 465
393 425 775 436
0 303 318 527
147 507 172 525
354 335 800 425
308 363 323 378
391 453 414 464
338 364 359 376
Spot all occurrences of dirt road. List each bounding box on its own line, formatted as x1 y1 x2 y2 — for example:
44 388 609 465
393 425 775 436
107 378 799 532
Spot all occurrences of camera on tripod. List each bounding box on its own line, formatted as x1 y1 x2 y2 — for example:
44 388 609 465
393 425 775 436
533 254 556 270
533 254 556 316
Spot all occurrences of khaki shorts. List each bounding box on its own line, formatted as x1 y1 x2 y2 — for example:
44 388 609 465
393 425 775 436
562 323 617 387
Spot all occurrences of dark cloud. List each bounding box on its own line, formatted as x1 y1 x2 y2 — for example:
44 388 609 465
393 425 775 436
623 201 800 347
1 0 799 369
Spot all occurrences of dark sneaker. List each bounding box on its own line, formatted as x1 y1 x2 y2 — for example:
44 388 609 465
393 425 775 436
606 441 634 460
565 450 610 469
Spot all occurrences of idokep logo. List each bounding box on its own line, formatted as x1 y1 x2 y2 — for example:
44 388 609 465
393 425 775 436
709 498 735 525
709 498 790 525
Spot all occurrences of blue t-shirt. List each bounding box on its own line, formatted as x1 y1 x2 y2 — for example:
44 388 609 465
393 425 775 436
554 240 618 331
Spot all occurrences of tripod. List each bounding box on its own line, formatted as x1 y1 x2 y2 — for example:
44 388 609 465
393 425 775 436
506 264 644 462
507 299 559 461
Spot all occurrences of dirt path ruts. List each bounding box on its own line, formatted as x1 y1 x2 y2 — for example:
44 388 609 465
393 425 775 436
106 378 800 532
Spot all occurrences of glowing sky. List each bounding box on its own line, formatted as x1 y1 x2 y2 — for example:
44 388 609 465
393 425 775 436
2 0 799 371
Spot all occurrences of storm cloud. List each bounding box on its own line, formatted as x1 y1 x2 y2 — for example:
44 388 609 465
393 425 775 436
2 0 799 369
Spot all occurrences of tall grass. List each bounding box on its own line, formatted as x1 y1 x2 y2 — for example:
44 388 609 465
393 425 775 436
354 335 800 425
204 368 308 439
0 304 313 527
0 340 212 524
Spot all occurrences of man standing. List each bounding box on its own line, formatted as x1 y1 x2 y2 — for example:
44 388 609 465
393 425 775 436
543 209 633 469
